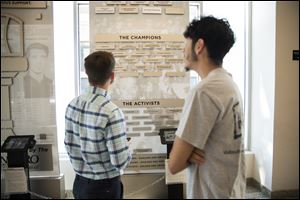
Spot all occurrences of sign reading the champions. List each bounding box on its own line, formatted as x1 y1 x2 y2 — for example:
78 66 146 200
96 34 184 42
120 35 162 40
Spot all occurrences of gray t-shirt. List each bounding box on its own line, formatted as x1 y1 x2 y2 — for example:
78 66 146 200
176 68 246 199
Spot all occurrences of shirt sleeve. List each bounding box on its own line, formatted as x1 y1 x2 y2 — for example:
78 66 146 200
106 108 132 170
176 90 220 149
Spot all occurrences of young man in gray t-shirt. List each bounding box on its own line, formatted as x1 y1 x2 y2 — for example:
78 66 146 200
168 16 246 198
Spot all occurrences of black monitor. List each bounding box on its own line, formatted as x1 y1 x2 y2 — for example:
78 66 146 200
159 128 177 145
1 135 36 152
1 135 35 199
159 128 183 198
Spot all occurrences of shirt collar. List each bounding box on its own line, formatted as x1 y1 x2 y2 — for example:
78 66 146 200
206 67 230 78
87 86 111 100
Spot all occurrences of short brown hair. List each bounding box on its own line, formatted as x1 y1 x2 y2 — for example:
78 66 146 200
84 51 115 85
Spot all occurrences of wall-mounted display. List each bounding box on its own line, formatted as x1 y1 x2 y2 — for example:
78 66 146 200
165 7 184 15
106 1 126 5
130 1 150 5
142 7 162 14
95 6 115 14
90 1 189 172
93 1 185 16
153 1 172 6
119 6 139 14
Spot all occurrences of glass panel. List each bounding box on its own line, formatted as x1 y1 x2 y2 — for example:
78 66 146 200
80 78 89 94
189 3 200 21
79 42 90 73
188 3 201 89
78 3 90 94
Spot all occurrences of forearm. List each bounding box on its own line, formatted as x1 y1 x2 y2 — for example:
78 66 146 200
168 153 190 174
168 136 194 174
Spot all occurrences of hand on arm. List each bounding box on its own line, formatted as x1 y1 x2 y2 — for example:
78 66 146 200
188 148 205 165
168 136 206 175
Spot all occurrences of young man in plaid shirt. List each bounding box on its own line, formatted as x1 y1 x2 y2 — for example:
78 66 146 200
65 51 131 199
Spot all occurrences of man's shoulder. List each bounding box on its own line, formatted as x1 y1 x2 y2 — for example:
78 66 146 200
103 100 122 114
192 81 211 96
67 96 81 108
97 100 123 121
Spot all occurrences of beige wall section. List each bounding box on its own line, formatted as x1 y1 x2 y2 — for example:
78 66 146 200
273 1 299 191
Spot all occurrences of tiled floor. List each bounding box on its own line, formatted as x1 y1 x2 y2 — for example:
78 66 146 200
245 184 270 199
65 190 73 199
245 182 298 199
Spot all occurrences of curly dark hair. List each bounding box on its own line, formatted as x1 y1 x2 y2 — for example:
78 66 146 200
84 51 115 85
183 16 235 66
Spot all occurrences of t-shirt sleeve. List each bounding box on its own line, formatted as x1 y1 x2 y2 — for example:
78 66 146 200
176 90 220 149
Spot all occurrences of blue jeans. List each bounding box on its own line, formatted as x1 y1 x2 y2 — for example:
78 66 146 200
73 174 123 199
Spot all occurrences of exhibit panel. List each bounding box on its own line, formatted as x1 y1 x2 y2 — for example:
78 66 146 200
90 1 189 174
89 2 189 197
1 0 60 182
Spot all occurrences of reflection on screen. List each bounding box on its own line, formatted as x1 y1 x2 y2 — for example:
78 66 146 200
5 138 30 150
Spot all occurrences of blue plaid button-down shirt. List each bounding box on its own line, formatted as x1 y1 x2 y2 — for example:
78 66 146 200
64 86 131 180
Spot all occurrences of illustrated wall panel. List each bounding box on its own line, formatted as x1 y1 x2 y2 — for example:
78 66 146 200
90 1 189 172
1 1 59 176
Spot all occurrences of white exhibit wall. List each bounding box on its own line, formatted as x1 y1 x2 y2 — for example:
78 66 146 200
1 1 60 177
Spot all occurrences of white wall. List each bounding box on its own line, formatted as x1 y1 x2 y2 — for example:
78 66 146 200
59 155 75 190
53 1 77 153
251 1 276 191
272 1 299 191
251 1 299 192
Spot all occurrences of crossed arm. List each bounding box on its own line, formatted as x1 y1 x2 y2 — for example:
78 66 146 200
168 136 205 174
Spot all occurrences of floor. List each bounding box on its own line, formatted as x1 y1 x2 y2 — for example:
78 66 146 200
245 184 270 199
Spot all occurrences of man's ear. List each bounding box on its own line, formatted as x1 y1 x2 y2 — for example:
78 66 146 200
194 38 205 55
110 72 115 84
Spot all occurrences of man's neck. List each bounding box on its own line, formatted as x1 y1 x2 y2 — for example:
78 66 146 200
196 59 221 79
93 82 109 90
